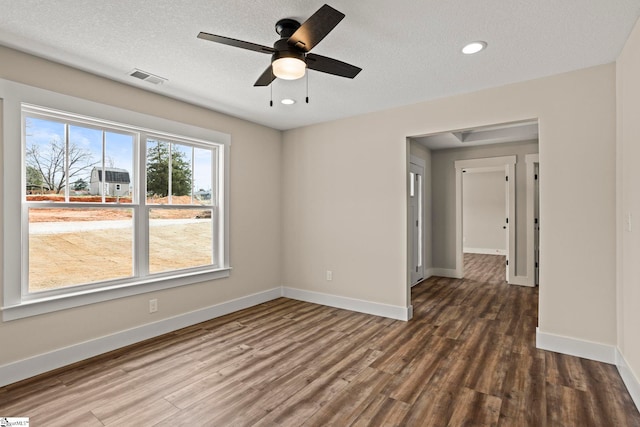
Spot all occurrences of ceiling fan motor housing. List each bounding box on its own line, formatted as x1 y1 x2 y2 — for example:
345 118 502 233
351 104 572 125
275 19 301 38
273 19 305 64
273 38 305 63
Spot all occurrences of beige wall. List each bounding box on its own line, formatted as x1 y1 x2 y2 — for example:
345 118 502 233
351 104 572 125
282 64 617 345
0 46 283 365
431 140 539 275
617 17 640 393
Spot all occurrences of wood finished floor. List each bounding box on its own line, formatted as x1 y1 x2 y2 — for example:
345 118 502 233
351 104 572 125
1 254 639 426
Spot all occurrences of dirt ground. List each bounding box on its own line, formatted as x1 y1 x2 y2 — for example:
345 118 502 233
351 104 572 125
27 195 214 291
29 221 213 292
28 195 211 222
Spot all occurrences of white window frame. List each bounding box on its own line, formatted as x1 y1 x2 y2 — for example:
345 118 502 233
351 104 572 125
1 79 231 321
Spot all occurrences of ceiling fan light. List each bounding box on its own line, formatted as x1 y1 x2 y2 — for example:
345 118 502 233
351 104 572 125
272 57 306 80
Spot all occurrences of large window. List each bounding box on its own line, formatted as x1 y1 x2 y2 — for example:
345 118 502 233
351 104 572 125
1 82 230 320
22 104 225 296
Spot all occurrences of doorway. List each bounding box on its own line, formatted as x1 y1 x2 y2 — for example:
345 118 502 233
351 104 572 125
407 120 540 314
462 167 509 281
454 156 516 282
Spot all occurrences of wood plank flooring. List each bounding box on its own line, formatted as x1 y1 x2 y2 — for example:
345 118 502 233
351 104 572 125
1 253 639 426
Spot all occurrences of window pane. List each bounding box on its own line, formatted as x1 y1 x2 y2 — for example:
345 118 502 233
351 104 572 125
146 139 169 203
409 172 415 197
193 147 213 205
68 125 101 201
171 143 193 204
146 139 209 205
28 207 134 292
25 117 66 201
148 208 213 274
101 132 134 203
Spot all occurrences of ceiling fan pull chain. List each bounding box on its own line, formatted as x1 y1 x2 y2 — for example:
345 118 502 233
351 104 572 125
306 71 309 104
270 74 274 107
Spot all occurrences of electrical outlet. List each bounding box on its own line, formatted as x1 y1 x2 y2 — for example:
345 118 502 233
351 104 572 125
326 270 333 281
149 298 158 313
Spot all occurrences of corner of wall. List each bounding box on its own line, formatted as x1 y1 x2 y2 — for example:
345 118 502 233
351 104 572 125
616 348 640 411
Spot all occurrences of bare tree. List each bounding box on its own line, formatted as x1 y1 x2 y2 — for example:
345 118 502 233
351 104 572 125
26 136 98 194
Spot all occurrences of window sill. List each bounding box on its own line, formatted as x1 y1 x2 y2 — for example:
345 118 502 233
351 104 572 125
1 267 231 321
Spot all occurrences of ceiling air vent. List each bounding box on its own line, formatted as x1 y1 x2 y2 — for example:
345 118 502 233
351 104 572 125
128 69 166 85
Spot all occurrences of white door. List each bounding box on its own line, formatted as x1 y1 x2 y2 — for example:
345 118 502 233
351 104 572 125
534 164 540 285
409 162 424 285
505 172 510 281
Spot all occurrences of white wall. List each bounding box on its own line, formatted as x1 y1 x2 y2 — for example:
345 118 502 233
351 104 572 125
617 16 640 405
463 171 506 254
0 46 282 368
282 64 616 347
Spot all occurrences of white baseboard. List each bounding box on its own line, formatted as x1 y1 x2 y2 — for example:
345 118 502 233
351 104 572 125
0 287 283 388
616 348 640 411
464 248 507 255
431 268 462 279
536 328 616 364
423 268 434 280
282 287 411 321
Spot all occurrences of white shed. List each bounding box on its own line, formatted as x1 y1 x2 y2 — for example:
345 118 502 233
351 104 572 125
89 167 131 197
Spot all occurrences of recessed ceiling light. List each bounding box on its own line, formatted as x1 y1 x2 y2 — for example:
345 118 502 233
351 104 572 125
462 41 487 55
281 98 296 105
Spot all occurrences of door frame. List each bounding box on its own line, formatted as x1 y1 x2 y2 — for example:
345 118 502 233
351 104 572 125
526 153 539 286
454 156 516 282
461 166 509 280
409 155 426 286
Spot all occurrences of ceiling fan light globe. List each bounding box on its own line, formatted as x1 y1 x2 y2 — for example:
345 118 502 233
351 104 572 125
272 57 306 80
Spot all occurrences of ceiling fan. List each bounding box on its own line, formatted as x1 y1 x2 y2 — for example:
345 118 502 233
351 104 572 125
197 4 362 87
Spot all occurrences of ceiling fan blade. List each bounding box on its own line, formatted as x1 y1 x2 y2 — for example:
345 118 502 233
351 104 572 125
287 4 345 52
198 32 275 54
254 66 276 86
306 53 362 79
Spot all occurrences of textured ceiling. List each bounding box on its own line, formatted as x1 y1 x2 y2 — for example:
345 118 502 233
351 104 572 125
0 1 639 130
